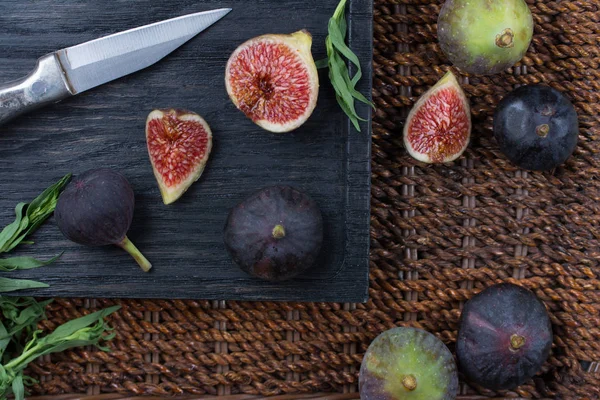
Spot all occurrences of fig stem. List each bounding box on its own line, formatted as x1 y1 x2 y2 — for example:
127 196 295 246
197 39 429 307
117 236 152 272
495 28 515 48
401 374 417 391
510 334 526 351
272 225 286 240
536 124 550 138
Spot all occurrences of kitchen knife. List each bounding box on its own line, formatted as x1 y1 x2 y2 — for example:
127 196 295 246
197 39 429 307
0 8 232 126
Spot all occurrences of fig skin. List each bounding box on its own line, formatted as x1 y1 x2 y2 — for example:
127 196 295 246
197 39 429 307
403 71 471 164
359 327 458 400
438 0 534 75
223 186 323 282
493 85 579 171
55 168 152 272
456 283 553 391
225 30 319 133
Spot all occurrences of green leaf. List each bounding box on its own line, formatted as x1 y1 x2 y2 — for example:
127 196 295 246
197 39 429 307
0 298 78 400
2 214 29 254
0 203 27 253
0 298 51 341
0 173 71 253
332 0 348 20
322 0 373 133
0 368 9 399
328 18 373 108
335 2 347 39
22 375 38 387
0 278 48 293
336 93 361 132
329 14 361 74
0 253 62 271
45 305 121 342
328 49 362 119
22 173 71 238
11 373 24 400
4 305 121 372
0 321 10 358
26 173 71 220
315 58 329 69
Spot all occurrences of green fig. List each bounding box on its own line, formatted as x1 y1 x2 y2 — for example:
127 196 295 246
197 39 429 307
437 0 534 75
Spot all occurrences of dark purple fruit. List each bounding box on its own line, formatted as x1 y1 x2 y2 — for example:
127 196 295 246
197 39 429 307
494 85 579 171
55 168 151 272
359 327 458 400
223 185 323 281
456 283 553 391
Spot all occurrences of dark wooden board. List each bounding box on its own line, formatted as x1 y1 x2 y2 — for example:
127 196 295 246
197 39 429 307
0 0 372 302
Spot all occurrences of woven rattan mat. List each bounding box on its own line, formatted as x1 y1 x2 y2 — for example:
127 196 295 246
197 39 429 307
24 0 600 399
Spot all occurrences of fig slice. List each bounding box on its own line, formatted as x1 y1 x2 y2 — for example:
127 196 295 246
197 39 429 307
403 71 471 163
145 109 213 205
225 30 319 133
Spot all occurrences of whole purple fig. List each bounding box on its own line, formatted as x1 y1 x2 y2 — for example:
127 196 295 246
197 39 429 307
55 168 151 272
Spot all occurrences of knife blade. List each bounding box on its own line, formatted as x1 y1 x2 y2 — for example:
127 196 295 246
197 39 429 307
0 8 232 127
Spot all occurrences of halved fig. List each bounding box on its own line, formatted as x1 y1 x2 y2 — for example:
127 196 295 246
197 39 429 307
225 30 319 133
145 109 213 204
403 71 471 163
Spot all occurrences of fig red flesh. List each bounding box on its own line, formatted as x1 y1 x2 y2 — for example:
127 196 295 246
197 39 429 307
225 30 319 133
229 42 311 123
403 71 471 163
145 109 213 204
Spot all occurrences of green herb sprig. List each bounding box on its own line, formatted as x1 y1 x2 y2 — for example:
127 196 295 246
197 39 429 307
0 297 51 349
0 173 71 254
0 299 120 400
0 174 71 293
321 0 374 132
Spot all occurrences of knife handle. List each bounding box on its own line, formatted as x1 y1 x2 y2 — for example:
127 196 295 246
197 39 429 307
0 53 72 127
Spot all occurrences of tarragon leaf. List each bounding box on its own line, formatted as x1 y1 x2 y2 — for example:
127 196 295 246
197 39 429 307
0 254 63 272
0 278 48 293
0 321 10 358
4 305 120 372
0 299 119 400
0 204 27 253
0 298 51 341
0 174 71 254
45 306 120 342
22 174 71 238
315 58 329 69
322 0 373 132
11 373 24 400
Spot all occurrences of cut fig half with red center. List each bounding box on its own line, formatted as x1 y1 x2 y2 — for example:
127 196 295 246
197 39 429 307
225 30 319 133
145 109 213 204
403 71 471 163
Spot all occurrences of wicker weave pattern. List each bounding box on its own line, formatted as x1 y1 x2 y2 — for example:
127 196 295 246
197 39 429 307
21 0 600 398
